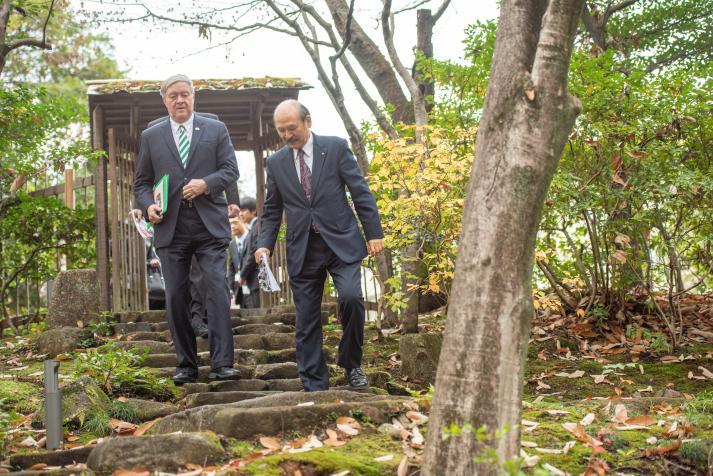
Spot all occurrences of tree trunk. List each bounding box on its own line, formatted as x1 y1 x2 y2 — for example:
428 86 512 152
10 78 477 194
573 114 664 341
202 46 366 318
422 0 583 474
325 0 413 123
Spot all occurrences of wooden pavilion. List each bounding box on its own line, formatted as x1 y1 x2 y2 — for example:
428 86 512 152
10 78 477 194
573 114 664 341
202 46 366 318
87 77 310 312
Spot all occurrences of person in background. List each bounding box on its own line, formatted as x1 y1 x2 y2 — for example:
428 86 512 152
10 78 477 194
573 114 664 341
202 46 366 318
238 197 260 308
227 215 247 306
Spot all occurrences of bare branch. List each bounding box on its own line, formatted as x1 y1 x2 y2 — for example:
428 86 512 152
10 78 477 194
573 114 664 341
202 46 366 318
381 0 426 124
393 0 430 15
432 0 451 23
602 0 639 24
6 38 52 52
41 0 56 45
331 0 355 61
580 3 606 50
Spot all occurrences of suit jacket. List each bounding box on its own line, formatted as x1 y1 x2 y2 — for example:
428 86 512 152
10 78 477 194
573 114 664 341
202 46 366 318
227 237 242 291
257 133 383 277
147 113 240 206
240 219 260 293
134 114 239 248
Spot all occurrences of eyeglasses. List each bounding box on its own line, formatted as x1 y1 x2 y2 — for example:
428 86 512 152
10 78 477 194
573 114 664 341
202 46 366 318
166 92 192 102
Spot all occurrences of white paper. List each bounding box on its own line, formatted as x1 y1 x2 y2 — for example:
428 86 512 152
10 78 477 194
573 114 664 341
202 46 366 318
130 210 153 241
259 254 281 292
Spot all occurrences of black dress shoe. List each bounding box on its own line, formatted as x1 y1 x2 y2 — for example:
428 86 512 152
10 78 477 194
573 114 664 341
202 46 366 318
345 367 369 389
209 366 242 380
172 370 197 385
191 317 209 339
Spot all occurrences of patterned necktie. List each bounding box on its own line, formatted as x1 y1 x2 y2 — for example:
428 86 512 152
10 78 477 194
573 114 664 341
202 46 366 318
298 148 312 201
178 124 190 167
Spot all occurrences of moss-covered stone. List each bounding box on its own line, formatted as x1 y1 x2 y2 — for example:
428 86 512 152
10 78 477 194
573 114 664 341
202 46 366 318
32 376 111 429
0 380 42 414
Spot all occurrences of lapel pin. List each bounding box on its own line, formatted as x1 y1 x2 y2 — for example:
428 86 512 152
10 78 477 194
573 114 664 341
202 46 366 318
195 127 200 130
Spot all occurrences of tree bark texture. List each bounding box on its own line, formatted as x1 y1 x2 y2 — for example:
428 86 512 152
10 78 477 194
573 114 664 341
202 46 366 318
422 0 583 474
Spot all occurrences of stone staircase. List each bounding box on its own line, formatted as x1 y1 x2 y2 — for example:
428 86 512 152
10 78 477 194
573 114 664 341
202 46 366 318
8 304 414 473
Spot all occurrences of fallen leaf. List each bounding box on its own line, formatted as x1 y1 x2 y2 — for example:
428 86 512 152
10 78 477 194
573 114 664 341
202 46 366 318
580 413 595 426
297 401 315 406
698 366 713 379
259 436 282 450
112 469 150 476
625 415 656 427
644 439 681 457
405 411 428 425
397 456 409 476
373 454 394 462
337 423 359 436
133 419 160 437
542 463 566 476
555 370 585 379
524 88 536 101
611 404 628 423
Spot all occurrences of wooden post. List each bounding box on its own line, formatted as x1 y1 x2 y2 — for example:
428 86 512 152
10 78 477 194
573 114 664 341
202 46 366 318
107 129 121 311
92 105 111 311
64 169 74 209
251 99 265 217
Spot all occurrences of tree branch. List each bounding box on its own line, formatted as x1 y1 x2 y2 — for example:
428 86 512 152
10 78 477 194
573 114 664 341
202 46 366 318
331 0 354 61
6 38 52 52
381 0 427 125
602 0 639 24
432 0 451 23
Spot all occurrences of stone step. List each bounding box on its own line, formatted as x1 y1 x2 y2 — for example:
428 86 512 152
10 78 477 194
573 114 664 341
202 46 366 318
184 390 280 408
149 313 302 333
151 390 408 439
114 340 173 354
156 362 299 382
120 331 170 342
143 348 298 369
197 332 295 353
113 321 153 335
8 446 94 470
233 323 294 335
179 378 304 396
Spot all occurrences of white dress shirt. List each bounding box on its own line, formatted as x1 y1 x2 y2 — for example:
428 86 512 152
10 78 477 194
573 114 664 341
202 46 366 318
170 114 194 151
293 132 314 181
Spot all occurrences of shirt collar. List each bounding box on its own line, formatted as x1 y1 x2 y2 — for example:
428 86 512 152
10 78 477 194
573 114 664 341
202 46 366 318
170 113 194 133
293 131 314 160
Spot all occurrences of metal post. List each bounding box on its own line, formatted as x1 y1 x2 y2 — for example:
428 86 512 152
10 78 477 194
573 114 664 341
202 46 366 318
44 360 62 450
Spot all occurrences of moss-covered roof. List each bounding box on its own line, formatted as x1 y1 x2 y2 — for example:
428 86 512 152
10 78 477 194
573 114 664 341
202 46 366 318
87 77 311 95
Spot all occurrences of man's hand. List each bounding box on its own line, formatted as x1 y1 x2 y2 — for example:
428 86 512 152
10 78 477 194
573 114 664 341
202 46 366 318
228 204 240 218
367 238 385 256
147 204 163 224
182 179 208 200
255 247 270 263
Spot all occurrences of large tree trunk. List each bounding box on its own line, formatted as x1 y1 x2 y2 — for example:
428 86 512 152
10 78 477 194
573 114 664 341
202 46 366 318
422 1 583 474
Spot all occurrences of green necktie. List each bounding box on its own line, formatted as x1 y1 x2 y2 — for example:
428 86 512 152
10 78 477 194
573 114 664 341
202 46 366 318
178 124 190 167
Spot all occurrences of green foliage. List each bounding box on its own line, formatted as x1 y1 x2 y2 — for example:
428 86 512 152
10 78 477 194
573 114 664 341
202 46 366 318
3 0 124 102
0 192 95 319
81 411 111 436
110 400 140 424
72 341 176 400
369 125 475 304
442 423 524 475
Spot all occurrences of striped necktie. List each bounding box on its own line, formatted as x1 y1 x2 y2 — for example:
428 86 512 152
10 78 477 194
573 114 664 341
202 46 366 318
178 124 190 167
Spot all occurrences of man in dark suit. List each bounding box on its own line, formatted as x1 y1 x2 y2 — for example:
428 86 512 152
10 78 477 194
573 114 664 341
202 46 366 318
238 197 260 308
148 112 240 339
134 74 241 385
255 99 384 392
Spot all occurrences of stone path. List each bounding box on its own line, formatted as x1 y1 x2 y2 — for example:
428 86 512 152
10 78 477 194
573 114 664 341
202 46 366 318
10 304 412 473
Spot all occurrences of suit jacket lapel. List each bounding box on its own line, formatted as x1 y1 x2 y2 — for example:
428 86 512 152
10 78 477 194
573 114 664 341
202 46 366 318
185 115 205 169
160 119 183 167
310 134 326 202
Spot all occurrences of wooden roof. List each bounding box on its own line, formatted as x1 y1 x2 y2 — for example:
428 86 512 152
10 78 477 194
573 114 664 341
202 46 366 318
87 78 311 150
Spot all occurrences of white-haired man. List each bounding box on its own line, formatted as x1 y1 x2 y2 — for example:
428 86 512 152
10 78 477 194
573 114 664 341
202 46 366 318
134 74 241 384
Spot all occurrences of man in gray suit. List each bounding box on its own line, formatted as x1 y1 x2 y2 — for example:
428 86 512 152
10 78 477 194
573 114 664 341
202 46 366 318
134 74 241 385
255 100 384 392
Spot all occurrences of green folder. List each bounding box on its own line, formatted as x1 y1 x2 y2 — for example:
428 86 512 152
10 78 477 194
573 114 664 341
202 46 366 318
153 174 169 214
